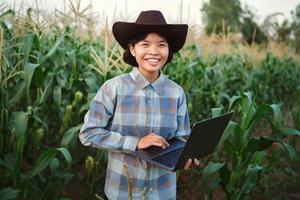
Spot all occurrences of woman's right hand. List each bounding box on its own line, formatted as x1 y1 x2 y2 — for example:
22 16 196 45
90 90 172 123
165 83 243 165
137 133 169 150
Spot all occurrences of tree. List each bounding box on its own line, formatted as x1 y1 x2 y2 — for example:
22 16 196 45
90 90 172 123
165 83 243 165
201 0 243 35
291 4 300 53
240 6 268 44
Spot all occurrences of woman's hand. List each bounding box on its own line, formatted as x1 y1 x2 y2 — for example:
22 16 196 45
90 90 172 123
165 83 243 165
184 158 200 170
137 133 169 149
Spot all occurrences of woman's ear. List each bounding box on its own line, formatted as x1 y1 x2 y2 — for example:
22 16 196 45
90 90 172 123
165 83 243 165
129 45 135 57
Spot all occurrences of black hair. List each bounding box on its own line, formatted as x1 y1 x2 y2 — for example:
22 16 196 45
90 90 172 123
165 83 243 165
123 32 174 67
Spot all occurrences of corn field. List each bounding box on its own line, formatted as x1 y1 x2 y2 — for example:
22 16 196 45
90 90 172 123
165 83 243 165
0 2 300 200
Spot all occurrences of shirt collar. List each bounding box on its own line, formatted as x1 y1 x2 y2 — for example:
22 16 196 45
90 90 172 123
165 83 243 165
130 67 166 95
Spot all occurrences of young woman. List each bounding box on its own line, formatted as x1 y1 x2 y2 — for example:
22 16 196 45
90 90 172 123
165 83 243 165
79 10 199 199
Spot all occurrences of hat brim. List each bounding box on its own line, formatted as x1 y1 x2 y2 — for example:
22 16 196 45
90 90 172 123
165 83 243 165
112 22 188 53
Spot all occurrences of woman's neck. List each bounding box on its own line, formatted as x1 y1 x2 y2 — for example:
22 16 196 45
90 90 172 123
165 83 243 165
137 68 160 83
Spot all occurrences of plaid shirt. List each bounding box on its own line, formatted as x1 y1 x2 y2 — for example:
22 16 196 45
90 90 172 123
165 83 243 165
79 67 190 200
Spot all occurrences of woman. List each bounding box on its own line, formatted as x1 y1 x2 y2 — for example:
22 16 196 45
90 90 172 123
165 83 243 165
79 10 199 199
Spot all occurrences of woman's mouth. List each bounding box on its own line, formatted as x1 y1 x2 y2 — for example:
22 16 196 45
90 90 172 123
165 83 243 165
146 58 161 65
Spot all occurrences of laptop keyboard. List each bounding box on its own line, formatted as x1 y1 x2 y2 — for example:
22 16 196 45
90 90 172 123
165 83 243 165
152 148 183 167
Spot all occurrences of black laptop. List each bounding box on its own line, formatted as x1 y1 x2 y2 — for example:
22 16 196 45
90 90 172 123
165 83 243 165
130 112 233 171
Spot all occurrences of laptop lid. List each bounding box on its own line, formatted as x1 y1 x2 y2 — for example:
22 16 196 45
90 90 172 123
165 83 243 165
174 112 233 170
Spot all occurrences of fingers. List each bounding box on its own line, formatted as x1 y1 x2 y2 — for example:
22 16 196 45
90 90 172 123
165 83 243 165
184 158 200 170
137 133 169 149
148 133 169 148
151 141 165 148
184 158 192 170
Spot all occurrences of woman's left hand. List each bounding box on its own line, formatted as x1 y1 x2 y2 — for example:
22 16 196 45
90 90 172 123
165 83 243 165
184 158 200 170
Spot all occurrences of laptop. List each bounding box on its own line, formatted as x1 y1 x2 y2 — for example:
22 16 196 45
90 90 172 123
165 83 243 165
130 112 233 171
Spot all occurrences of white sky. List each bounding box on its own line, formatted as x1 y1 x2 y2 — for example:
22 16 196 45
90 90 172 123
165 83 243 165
7 0 300 27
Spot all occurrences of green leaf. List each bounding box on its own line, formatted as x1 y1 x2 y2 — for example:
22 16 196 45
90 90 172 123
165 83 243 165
61 124 82 147
211 107 223 117
249 104 271 125
202 161 225 182
0 187 20 200
228 95 240 110
246 137 273 152
242 92 252 100
9 81 25 108
38 74 54 105
259 136 296 160
223 139 235 154
10 111 29 139
53 85 62 108
10 111 30 168
29 147 72 178
23 33 35 63
40 34 65 65
29 148 56 179
254 151 266 165
24 62 39 102
235 164 262 198
270 104 282 129
217 121 237 151
280 127 300 136
0 154 15 174
219 163 231 188
84 71 100 93
56 147 72 166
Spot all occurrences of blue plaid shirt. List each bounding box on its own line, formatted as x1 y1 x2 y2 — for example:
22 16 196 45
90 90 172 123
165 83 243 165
79 67 190 199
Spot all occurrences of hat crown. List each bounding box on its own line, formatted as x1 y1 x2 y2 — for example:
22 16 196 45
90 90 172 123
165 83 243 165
135 10 167 25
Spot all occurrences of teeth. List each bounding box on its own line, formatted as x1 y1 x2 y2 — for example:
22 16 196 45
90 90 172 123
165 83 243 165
147 59 159 63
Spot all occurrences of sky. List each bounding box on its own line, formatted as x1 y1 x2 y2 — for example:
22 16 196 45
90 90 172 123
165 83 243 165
7 0 300 27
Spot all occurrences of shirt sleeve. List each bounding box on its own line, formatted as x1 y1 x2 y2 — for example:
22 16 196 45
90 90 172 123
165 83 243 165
175 88 191 137
79 80 139 152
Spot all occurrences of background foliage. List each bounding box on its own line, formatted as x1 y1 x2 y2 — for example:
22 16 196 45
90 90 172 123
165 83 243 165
0 1 300 199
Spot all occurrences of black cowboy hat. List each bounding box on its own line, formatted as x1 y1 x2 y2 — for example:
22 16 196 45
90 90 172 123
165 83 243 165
112 10 188 53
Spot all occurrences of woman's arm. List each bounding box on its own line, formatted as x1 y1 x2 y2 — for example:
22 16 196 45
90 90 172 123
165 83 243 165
79 80 139 153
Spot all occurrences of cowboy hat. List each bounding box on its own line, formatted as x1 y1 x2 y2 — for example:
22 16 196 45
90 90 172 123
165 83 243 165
112 10 188 53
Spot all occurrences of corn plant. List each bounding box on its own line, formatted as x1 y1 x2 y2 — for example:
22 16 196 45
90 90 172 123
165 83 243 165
201 92 300 200
0 108 72 199
1 2 300 199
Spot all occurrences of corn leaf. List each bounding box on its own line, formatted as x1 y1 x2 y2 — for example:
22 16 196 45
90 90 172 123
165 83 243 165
28 147 72 179
40 34 65 65
0 187 20 200
61 124 82 147
211 107 223 117
202 161 225 182
280 127 300 136
23 33 35 63
270 104 282 129
216 121 237 151
53 85 62 108
24 62 39 103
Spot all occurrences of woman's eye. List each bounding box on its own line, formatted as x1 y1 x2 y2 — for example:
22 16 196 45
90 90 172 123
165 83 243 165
159 43 167 47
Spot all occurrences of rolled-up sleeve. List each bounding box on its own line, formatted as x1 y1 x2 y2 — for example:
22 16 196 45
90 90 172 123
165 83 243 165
79 80 139 152
175 88 191 137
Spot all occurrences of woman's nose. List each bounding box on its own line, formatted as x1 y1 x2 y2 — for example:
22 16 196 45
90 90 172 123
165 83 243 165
148 45 159 54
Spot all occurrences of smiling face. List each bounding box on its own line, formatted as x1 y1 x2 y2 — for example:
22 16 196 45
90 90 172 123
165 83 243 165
129 33 169 82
